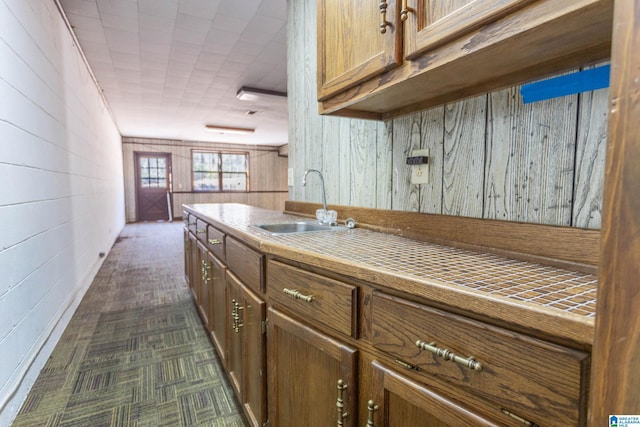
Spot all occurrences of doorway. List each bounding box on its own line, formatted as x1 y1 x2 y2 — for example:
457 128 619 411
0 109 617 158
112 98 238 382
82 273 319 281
134 152 172 222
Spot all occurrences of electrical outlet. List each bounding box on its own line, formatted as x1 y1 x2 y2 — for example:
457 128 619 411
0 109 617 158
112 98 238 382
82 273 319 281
411 149 430 185
287 168 294 187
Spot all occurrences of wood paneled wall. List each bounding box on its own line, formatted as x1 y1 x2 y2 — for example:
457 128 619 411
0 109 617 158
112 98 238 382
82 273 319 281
122 137 288 222
287 0 608 229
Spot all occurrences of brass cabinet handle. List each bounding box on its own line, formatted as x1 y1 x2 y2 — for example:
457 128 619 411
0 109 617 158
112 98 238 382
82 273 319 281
366 400 379 427
400 0 409 21
201 260 208 282
336 380 348 426
379 0 390 34
415 339 483 372
208 238 221 245
283 288 314 302
196 229 205 234
232 299 243 333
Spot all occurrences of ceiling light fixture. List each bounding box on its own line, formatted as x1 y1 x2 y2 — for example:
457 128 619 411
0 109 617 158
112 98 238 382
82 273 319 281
205 125 255 135
236 86 287 101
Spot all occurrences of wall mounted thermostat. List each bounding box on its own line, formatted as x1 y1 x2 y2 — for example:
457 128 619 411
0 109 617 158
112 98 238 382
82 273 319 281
408 149 430 185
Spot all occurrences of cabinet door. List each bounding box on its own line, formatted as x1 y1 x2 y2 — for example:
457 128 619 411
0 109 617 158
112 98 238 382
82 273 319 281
207 251 227 367
317 0 402 100
267 308 358 427
188 232 199 300
227 271 267 427
197 242 210 329
364 361 502 427
403 0 533 59
183 228 191 285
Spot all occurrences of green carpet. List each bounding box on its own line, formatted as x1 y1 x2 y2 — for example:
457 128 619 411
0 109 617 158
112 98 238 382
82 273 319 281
12 222 246 427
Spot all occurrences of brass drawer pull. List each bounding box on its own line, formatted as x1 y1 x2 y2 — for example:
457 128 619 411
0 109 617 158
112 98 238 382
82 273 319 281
379 0 390 34
500 408 539 426
415 339 483 372
283 288 314 302
208 238 221 245
336 379 348 425
196 228 206 234
366 400 379 427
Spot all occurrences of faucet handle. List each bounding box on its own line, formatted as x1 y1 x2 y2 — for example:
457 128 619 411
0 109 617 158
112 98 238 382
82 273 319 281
345 218 356 229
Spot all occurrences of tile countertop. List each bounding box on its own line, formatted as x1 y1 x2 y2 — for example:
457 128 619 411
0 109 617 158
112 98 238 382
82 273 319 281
184 203 597 347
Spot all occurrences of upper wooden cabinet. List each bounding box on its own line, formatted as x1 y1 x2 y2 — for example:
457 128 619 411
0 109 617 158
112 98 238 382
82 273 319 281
317 0 614 119
317 0 402 101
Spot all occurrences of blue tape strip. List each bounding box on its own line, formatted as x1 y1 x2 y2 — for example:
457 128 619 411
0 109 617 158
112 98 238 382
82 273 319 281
520 65 610 104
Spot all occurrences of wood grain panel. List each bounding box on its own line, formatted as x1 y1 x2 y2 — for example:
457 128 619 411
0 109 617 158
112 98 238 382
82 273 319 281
338 119 353 205
288 0 305 202
573 66 608 229
443 95 486 218
418 106 445 214
321 116 342 207
350 120 378 207
392 112 422 211
590 1 640 422
485 86 578 225
376 120 393 209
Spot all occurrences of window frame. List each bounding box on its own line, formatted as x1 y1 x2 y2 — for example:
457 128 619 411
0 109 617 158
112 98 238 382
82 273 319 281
191 149 250 193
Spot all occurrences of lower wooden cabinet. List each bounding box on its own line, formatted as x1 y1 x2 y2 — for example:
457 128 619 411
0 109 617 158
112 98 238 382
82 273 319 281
360 357 519 427
267 308 358 427
206 251 227 366
196 241 211 329
227 270 267 427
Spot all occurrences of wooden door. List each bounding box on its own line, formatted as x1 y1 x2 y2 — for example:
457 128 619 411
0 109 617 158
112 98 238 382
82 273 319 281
207 251 227 367
188 232 199 299
364 360 502 426
403 0 533 59
226 270 267 427
135 152 171 221
227 273 244 398
267 308 358 427
317 0 402 100
197 242 210 329
239 280 266 427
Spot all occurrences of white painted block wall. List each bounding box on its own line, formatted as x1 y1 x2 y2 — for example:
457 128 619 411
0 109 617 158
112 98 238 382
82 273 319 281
0 0 125 423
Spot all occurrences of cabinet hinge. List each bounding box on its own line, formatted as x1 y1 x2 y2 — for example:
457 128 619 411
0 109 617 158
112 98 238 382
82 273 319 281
262 320 268 334
263 420 271 427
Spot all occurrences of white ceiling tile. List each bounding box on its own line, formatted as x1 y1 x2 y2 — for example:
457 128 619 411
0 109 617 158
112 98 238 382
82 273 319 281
59 0 288 145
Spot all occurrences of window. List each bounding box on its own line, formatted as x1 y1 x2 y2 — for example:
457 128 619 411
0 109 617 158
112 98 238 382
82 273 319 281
192 150 249 192
139 156 167 188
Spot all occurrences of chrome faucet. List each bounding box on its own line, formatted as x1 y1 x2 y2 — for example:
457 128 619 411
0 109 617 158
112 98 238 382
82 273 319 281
302 169 330 222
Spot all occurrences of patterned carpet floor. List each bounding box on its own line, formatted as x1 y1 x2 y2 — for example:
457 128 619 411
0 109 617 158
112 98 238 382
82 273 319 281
12 222 246 427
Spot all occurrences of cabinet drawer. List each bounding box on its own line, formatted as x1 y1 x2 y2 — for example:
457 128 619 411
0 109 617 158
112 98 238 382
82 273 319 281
187 213 197 234
206 225 225 260
267 261 357 338
226 237 263 293
195 218 208 243
371 291 589 426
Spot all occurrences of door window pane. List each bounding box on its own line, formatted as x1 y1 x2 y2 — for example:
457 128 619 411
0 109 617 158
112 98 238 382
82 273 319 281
140 156 168 189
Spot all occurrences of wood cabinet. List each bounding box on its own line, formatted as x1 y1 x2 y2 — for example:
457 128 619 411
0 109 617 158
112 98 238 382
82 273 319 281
371 291 590 426
317 0 402 100
226 271 267 427
267 308 358 427
360 357 507 427
206 250 227 365
317 0 613 119
196 241 211 329
183 206 594 425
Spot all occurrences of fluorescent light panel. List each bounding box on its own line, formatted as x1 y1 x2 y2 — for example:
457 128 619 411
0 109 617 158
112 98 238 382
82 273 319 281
205 124 255 135
236 86 287 101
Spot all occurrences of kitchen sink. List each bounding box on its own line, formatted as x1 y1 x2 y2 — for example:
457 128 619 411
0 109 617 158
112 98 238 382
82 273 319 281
252 221 348 235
